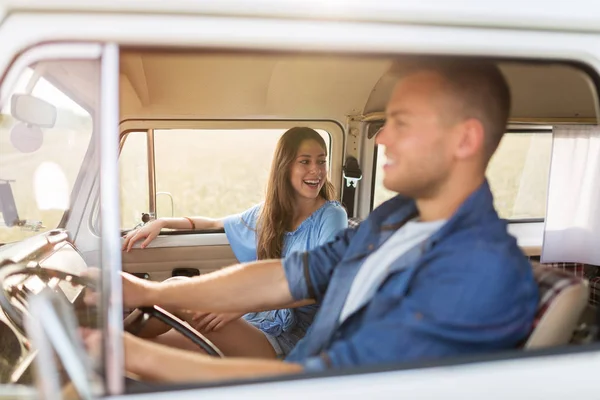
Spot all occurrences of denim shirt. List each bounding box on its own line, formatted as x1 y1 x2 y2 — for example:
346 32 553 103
283 181 538 371
223 201 348 348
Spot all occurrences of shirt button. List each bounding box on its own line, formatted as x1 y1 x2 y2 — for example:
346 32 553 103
415 312 423 320
367 244 374 251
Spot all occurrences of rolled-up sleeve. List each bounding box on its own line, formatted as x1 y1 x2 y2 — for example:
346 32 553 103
283 227 356 302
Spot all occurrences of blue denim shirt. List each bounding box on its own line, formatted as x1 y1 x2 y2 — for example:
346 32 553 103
283 181 538 371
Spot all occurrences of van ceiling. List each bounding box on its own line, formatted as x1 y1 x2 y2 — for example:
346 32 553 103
119 51 597 124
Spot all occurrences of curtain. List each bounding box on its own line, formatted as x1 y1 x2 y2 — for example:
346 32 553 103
542 125 600 263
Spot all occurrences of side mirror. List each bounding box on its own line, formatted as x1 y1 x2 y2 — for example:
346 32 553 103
11 93 57 128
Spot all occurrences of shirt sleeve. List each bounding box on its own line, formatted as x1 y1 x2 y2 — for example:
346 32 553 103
315 204 348 246
283 226 357 302
294 250 538 372
223 204 261 263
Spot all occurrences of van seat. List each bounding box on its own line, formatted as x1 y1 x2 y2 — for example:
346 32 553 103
524 262 588 349
529 258 600 306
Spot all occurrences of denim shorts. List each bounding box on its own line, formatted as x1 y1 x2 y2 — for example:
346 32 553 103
244 304 318 357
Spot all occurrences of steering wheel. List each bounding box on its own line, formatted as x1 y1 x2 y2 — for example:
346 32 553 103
0 263 224 357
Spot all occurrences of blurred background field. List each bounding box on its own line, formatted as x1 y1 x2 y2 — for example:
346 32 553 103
1 111 552 243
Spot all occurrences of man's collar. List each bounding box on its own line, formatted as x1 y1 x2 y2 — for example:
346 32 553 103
428 180 497 245
372 180 496 238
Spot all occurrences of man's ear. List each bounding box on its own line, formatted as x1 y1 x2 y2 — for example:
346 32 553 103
454 118 485 160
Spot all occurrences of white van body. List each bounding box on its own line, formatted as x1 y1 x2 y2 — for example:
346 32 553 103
1 1 600 398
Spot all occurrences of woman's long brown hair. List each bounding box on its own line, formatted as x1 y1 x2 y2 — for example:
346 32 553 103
255 127 336 260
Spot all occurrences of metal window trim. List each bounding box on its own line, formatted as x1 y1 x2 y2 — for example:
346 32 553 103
99 42 124 395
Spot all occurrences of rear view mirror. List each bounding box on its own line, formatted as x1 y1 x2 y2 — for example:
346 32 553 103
11 93 57 128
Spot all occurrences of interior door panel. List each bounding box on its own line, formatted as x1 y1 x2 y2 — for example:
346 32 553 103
121 233 237 282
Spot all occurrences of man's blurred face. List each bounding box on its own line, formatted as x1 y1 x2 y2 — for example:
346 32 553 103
376 71 459 199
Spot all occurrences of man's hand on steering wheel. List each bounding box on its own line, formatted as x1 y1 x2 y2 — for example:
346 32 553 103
83 268 159 310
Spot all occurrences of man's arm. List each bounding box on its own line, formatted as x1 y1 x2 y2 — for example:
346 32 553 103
116 227 358 313
125 334 303 382
291 251 537 372
123 260 294 313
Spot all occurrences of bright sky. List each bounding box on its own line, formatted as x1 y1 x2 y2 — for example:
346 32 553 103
1 68 88 116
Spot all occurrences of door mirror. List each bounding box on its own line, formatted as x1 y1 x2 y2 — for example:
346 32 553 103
11 93 57 128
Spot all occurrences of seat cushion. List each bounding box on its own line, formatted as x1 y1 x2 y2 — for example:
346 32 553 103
525 262 589 348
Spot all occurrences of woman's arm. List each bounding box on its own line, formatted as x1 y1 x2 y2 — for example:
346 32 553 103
158 216 224 231
123 216 224 251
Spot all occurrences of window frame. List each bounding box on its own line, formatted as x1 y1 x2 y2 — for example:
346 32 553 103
116 119 344 232
367 124 553 223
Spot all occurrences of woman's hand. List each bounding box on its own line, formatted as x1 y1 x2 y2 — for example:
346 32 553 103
122 219 167 252
192 312 244 332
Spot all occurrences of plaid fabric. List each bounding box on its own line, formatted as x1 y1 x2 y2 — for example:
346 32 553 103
528 256 599 306
527 257 597 280
589 277 600 306
529 262 585 329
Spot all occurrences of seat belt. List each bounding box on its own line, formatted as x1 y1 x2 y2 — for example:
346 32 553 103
342 156 362 218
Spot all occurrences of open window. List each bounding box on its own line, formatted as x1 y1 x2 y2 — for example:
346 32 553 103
0 63 93 244
118 126 334 231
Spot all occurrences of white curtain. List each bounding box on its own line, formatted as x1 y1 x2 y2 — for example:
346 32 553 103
542 125 600 264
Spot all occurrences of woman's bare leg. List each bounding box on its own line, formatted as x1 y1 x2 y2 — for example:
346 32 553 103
151 318 277 359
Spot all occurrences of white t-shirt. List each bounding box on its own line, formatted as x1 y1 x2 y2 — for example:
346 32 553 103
338 218 446 324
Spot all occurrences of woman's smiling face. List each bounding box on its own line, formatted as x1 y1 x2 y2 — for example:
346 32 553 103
289 139 328 201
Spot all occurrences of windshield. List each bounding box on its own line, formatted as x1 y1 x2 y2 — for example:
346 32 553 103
0 65 93 244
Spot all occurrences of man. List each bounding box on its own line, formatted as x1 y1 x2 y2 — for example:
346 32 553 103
109 58 539 382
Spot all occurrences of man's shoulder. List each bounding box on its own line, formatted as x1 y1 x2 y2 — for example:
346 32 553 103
427 232 534 289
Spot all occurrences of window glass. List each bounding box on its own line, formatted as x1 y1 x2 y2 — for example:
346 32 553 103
486 132 552 220
118 128 330 228
119 131 149 229
372 144 396 209
372 132 552 220
0 67 93 243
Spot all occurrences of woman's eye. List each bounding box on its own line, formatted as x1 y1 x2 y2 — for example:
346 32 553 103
299 160 309 164
318 160 327 165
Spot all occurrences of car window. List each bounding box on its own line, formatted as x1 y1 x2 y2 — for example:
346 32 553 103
119 128 331 229
372 131 553 220
0 67 93 243
119 131 149 230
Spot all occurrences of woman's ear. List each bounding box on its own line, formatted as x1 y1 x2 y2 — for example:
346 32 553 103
454 118 485 160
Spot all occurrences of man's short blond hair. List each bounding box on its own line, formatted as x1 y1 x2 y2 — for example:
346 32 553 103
389 57 511 162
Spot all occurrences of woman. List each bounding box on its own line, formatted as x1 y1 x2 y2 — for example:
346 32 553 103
122 127 348 359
